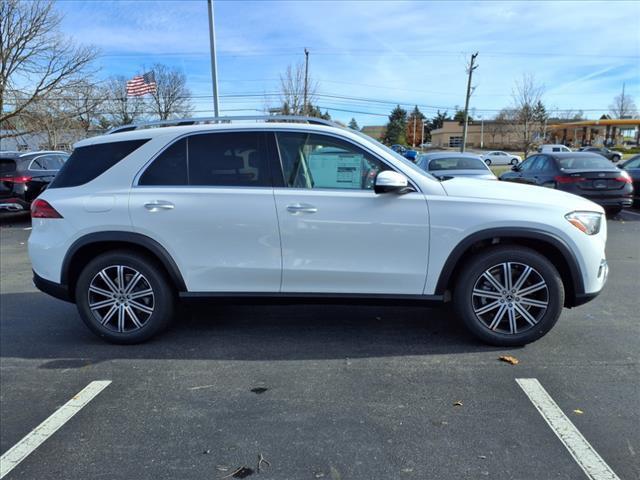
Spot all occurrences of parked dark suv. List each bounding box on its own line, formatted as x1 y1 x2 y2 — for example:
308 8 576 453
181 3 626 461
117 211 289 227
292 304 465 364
500 152 633 216
577 146 623 162
0 151 68 213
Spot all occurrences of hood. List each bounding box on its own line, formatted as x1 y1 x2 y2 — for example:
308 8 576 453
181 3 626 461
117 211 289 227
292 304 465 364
440 177 604 213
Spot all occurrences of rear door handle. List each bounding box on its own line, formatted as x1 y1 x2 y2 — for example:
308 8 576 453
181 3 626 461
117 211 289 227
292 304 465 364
286 203 317 214
144 200 175 212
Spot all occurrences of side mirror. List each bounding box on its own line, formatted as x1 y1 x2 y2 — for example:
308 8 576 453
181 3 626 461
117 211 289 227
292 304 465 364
511 165 520 171
374 170 409 194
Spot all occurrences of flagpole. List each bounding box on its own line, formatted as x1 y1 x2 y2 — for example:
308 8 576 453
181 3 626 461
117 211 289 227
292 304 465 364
207 0 220 117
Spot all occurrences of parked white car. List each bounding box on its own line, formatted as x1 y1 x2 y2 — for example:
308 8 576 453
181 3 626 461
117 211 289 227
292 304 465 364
480 151 522 166
28 116 608 346
539 144 572 153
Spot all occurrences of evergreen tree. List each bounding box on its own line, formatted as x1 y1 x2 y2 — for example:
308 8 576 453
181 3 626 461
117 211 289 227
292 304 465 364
348 117 359 130
383 105 408 145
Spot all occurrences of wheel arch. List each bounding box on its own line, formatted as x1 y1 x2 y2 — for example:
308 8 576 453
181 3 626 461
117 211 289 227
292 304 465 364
434 228 585 307
62 231 187 301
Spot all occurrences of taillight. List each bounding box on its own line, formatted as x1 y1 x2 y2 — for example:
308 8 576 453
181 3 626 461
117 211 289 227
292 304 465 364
1 175 32 184
31 199 63 218
615 172 632 183
554 175 584 184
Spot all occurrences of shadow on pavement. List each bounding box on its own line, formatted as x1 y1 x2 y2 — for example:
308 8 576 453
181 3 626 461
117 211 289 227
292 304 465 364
0 292 498 365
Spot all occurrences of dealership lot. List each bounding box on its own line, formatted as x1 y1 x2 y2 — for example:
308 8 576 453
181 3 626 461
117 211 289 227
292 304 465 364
1 212 638 479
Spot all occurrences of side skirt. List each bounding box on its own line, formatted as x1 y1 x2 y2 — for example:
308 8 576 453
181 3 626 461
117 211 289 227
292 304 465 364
179 292 445 307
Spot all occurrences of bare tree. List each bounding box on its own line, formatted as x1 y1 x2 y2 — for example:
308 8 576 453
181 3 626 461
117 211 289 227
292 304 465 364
511 74 545 157
609 84 638 119
62 80 106 132
149 64 192 120
487 109 513 147
278 62 318 115
102 76 145 127
0 0 98 133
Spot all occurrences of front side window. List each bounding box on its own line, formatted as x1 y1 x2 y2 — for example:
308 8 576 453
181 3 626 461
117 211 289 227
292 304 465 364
276 132 388 190
519 157 537 172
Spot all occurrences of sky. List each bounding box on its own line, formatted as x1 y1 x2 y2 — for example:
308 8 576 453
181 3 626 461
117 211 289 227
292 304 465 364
55 0 640 126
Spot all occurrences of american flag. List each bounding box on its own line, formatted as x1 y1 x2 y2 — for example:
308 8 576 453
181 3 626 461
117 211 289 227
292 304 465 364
126 71 157 96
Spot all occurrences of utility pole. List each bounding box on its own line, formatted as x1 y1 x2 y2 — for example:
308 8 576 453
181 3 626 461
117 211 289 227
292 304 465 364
303 48 309 116
207 0 219 117
461 52 479 153
412 114 417 148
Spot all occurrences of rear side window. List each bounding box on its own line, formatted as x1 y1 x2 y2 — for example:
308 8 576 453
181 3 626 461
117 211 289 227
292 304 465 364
139 138 187 186
138 132 272 187
188 132 270 187
50 139 149 188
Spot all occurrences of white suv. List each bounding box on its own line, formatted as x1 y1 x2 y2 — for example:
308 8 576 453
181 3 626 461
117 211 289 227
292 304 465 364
28 117 609 346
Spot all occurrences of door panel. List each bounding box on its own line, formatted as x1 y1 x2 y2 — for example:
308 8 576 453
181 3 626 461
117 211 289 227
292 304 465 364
130 187 281 292
274 189 429 294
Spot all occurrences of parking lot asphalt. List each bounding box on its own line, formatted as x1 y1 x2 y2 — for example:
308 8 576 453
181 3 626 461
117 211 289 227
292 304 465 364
1 211 638 480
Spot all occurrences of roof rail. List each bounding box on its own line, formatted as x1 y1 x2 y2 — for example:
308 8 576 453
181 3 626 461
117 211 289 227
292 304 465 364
106 115 342 135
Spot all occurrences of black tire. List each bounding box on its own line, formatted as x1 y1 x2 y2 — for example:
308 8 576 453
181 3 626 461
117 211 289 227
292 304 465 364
75 250 175 344
484 159 491 166
510 158 518 166
453 246 564 346
605 206 622 218
612 155 621 162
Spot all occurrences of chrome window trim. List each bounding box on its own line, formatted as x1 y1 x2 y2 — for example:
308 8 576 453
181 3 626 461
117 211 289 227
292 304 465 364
132 127 421 192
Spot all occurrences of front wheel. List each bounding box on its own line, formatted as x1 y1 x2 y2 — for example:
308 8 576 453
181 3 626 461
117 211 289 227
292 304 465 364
75 250 175 344
453 246 564 346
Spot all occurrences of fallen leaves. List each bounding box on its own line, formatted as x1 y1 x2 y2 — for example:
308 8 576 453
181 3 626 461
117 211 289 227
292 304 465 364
573 409 584 415
453 400 463 407
499 355 519 365
250 387 268 394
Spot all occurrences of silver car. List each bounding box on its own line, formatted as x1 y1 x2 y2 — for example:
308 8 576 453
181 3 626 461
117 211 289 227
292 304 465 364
416 152 497 180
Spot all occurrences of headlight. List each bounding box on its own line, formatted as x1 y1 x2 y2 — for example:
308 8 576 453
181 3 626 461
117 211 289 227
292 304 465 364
565 211 602 235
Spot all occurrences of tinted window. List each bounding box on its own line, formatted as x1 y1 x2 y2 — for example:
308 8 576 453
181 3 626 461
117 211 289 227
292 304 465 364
188 132 270 187
428 157 486 171
0 160 16 175
535 156 554 171
276 132 388 190
139 138 187 186
519 157 537 171
29 154 67 171
624 157 640 169
50 139 149 188
557 156 614 170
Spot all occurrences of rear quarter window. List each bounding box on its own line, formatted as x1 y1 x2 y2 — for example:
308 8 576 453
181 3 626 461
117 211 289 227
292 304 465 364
49 139 149 188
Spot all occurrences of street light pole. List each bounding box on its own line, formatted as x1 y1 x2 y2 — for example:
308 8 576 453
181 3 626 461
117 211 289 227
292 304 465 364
207 0 219 117
303 48 309 115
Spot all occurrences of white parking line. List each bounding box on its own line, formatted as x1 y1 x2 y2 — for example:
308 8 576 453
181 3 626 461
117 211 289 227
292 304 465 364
516 378 620 480
0 380 111 479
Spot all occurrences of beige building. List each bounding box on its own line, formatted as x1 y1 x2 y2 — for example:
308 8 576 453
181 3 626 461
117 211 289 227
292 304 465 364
431 118 640 149
430 120 535 149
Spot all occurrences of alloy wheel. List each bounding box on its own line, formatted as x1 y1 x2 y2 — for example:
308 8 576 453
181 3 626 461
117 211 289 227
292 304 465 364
87 265 155 333
471 262 549 335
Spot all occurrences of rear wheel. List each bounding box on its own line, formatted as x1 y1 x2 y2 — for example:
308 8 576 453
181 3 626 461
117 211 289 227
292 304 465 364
510 158 518 165
453 246 564 346
484 159 491 166
75 250 175 344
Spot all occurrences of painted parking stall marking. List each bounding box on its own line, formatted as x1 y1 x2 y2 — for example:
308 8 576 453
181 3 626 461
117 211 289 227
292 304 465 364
0 380 111 479
516 378 620 480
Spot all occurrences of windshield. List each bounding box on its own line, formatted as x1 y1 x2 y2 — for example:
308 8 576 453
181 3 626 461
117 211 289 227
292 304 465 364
427 157 487 171
557 156 615 170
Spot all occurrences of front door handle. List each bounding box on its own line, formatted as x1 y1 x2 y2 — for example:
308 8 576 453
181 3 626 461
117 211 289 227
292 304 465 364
144 200 175 212
286 203 317 214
